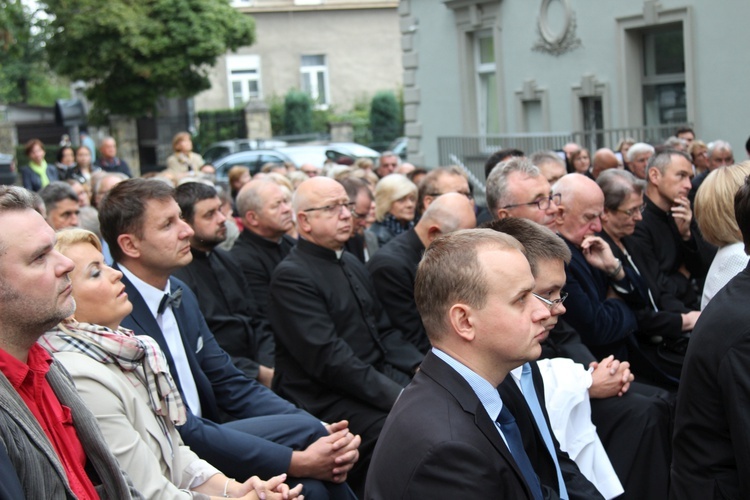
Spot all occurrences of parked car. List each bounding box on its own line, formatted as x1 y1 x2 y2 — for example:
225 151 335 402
213 142 380 181
201 138 288 164
0 153 17 185
213 149 294 180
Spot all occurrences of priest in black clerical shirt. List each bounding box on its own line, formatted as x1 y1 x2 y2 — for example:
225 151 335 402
230 178 297 312
174 182 275 387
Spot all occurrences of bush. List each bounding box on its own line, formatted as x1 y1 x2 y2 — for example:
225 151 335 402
268 95 285 136
283 90 313 135
369 91 402 151
193 109 246 152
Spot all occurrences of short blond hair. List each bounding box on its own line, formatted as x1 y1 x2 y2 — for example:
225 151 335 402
374 174 417 221
415 229 523 340
54 228 102 254
695 162 750 247
171 132 191 152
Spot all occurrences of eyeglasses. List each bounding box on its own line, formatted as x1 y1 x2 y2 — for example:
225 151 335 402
351 207 369 219
426 191 474 201
503 193 561 211
616 204 646 217
532 291 568 310
303 201 355 216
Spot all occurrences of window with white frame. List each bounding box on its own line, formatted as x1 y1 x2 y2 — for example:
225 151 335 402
300 54 329 108
227 55 261 109
641 24 686 126
475 32 499 135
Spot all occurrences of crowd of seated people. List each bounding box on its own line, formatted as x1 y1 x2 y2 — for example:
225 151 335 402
3 126 750 499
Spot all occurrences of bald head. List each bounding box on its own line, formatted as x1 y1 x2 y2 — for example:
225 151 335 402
553 173 605 247
415 192 476 247
591 148 620 179
294 177 353 250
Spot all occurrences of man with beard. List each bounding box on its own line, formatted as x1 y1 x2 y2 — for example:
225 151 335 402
0 185 141 498
173 182 275 386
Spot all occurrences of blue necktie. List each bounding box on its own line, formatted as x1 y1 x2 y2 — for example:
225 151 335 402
497 404 544 500
521 363 568 499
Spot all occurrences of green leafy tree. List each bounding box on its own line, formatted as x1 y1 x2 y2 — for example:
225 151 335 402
40 0 255 118
0 0 67 105
369 91 401 150
283 90 312 135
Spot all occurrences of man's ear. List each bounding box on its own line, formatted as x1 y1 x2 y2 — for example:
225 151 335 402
448 303 476 343
296 212 311 234
426 224 442 244
117 233 140 260
648 166 660 185
495 208 510 220
552 204 566 226
243 210 258 228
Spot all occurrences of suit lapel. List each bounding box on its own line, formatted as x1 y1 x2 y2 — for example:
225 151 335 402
420 352 534 498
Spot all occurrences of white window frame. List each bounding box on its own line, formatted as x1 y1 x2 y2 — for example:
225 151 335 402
226 55 262 109
474 30 498 135
300 54 330 109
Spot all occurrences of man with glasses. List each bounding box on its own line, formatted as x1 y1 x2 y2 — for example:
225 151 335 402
339 178 379 263
486 157 560 229
268 177 424 497
489 217 673 500
416 166 474 217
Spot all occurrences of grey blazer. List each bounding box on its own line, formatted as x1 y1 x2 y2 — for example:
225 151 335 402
0 355 142 499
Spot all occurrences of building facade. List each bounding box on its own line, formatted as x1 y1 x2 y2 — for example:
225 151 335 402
194 0 402 113
401 0 750 167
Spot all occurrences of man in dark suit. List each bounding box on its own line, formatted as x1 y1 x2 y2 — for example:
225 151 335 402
230 178 296 312
268 177 424 496
366 229 553 498
671 176 750 499
367 192 476 353
172 182 275 386
99 178 359 500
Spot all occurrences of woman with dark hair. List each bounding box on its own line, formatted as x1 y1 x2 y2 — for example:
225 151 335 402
21 138 59 191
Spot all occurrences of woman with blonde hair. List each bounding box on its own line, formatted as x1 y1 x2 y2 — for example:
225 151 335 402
366 174 417 246
694 162 750 308
166 132 205 175
41 229 303 500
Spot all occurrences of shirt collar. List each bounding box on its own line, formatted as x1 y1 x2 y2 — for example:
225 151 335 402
432 347 504 421
119 264 171 319
0 343 52 390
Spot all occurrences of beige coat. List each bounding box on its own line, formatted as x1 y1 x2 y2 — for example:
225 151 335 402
54 351 219 500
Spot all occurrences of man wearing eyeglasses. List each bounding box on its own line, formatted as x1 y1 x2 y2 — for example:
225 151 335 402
488 218 673 500
268 177 424 497
486 157 560 229
339 178 379 263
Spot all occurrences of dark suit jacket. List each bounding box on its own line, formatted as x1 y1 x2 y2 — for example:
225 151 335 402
268 239 423 427
499 363 603 500
367 229 429 353
629 195 715 313
230 229 295 312
365 351 535 499
671 263 750 499
117 268 321 478
561 236 640 360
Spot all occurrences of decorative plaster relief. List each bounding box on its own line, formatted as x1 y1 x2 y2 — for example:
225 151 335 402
532 0 582 56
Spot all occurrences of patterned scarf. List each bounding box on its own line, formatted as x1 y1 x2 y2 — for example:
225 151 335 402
40 321 187 426
382 212 414 236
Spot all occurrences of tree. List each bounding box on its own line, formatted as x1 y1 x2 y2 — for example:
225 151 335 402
369 91 401 150
283 90 312 135
40 0 255 118
0 0 67 105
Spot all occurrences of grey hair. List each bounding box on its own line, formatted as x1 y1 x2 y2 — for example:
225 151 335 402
486 157 541 215
597 169 645 211
39 181 79 212
626 142 655 162
708 140 733 157
664 136 688 149
646 149 692 177
530 151 565 169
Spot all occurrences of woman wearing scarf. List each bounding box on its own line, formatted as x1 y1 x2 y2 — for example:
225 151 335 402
21 138 59 192
41 229 302 500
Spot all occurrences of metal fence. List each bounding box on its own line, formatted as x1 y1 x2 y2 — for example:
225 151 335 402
438 123 692 198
